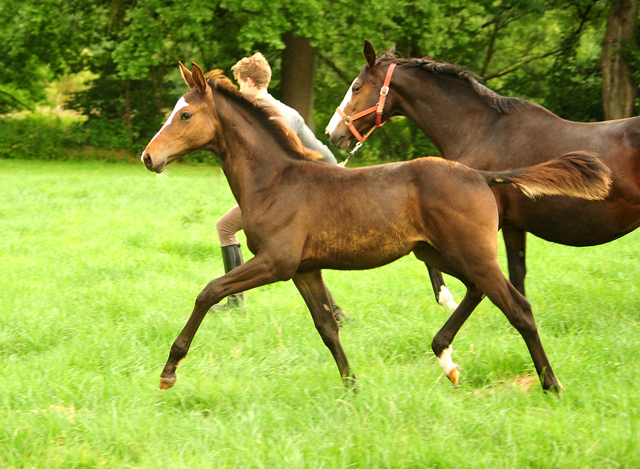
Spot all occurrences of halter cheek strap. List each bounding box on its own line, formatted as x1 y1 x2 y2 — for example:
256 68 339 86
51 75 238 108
336 62 397 144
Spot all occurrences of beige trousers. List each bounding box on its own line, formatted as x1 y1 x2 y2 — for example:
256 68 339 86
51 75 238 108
216 204 243 246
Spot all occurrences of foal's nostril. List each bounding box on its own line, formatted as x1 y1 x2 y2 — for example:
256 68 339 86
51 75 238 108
143 152 153 170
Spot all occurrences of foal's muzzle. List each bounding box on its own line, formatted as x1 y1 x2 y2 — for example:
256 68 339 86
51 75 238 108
142 152 156 172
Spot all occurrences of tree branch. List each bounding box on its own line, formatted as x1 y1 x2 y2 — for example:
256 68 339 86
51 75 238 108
0 89 34 112
316 52 353 85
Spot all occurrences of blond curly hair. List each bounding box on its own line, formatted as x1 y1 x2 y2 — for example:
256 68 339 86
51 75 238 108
231 52 272 88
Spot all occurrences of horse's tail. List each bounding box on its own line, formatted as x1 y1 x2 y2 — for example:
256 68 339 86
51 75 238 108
479 151 612 201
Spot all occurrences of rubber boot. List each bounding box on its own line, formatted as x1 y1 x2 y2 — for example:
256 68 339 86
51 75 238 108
327 287 351 324
213 244 245 310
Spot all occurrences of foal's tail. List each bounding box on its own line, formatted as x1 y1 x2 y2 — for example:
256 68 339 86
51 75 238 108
479 151 612 201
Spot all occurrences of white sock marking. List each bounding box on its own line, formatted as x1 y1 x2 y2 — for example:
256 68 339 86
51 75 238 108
437 345 458 376
438 286 458 312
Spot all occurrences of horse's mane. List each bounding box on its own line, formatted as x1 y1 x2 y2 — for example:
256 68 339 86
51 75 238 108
204 70 323 162
376 52 525 114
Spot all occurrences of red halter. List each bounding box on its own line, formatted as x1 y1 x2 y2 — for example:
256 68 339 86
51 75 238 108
336 62 397 144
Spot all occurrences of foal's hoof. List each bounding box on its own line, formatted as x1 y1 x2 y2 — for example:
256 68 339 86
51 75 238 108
447 365 460 387
159 375 177 390
343 374 358 392
545 381 564 399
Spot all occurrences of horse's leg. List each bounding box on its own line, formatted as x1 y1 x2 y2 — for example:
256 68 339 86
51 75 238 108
292 270 356 387
477 269 562 393
414 244 479 385
159 255 290 390
426 265 458 312
430 284 485 386
503 226 527 296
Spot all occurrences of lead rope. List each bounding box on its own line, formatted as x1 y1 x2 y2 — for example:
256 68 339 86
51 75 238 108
338 141 363 167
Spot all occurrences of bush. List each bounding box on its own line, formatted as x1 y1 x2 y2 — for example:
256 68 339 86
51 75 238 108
0 112 139 162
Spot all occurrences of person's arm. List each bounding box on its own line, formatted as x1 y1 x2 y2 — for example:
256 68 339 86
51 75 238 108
277 103 338 164
294 120 338 164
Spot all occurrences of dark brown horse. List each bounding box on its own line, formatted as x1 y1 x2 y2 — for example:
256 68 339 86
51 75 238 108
327 40 640 310
142 62 611 393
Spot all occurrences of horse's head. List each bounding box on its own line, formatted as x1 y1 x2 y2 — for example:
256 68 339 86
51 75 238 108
141 62 217 173
325 40 397 150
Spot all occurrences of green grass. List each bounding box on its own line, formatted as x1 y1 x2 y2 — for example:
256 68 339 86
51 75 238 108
1 158 639 468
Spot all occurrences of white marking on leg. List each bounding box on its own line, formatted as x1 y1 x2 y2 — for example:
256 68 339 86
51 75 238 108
323 303 331 311
141 97 190 161
325 78 357 135
437 345 458 376
438 285 458 312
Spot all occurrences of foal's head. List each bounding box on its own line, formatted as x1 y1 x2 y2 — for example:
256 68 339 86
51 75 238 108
141 62 226 173
142 62 322 173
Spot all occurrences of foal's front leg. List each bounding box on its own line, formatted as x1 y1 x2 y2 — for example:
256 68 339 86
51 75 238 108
292 270 356 387
159 255 286 390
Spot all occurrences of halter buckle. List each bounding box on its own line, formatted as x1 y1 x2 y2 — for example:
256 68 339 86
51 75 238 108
380 86 389 97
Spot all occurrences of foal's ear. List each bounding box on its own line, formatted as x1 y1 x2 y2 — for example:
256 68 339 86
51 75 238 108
363 40 376 68
191 62 208 94
388 46 397 57
179 61 197 89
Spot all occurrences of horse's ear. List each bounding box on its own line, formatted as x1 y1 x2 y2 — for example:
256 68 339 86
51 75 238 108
191 62 208 94
363 40 376 68
179 61 196 89
388 46 397 57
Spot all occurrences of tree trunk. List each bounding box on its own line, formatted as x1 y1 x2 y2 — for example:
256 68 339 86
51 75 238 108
280 32 316 132
601 0 638 120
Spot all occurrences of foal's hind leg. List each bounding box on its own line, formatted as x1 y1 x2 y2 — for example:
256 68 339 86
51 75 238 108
426 265 458 312
478 270 562 393
431 284 485 386
292 270 356 387
414 244 480 386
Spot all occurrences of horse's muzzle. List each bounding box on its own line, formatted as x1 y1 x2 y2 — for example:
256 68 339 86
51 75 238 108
142 152 154 171
326 131 350 150
142 152 166 173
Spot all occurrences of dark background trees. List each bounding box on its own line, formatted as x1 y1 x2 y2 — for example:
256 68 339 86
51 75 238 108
1 0 638 163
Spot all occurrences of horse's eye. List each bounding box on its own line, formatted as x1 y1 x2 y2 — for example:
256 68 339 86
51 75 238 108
352 84 362 94
181 112 192 121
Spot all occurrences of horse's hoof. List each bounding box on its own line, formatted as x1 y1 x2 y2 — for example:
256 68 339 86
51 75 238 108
447 365 460 387
343 374 358 391
159 376 177 390
545 381 564 399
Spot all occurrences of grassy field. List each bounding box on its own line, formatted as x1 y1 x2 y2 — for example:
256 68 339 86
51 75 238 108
1 158 639 468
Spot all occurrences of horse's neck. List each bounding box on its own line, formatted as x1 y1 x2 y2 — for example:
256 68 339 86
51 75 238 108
213 95 291 206
395 70 516 159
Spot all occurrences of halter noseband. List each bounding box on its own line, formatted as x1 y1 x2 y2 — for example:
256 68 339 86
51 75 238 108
336 62 397 144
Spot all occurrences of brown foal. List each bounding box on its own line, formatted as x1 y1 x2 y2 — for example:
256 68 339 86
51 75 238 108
141 63 611 394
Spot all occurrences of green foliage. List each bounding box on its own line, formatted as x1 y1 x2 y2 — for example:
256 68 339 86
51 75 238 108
0 113 136 161
0 0 634 161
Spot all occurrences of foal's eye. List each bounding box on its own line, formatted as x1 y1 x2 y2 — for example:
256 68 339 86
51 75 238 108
352 84 362 94
181 112 193 121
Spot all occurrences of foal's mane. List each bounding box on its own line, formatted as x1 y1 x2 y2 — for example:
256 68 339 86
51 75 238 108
377 52 525 114
204 70 322 162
